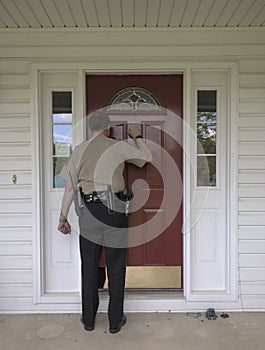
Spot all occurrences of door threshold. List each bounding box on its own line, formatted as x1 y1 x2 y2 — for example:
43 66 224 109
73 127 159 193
101 266 182 290
99 289 184 300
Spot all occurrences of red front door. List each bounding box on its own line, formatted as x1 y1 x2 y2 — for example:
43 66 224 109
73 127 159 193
86 75 183 285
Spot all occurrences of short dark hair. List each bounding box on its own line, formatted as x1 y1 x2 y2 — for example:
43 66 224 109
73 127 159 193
88 110 110 131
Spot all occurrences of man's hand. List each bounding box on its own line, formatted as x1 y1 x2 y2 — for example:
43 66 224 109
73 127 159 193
57 220 71 235
128 126 141 139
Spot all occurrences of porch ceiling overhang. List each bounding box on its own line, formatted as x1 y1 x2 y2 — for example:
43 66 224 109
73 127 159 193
0 0 264 29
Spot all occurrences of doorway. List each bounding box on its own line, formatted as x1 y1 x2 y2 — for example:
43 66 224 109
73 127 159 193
86 75 183 289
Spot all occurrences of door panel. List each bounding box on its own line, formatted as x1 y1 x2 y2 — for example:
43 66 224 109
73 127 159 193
86 75 183 272
41 73 80 293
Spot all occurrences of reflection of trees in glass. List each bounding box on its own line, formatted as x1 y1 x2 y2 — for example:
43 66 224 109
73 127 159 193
197 111 216 123
53 157 68 176
53 156 70 188
52 142 72 157
197 111 217 187
197 123 216 154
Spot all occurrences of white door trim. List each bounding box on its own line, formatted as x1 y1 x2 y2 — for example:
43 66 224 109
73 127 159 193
31 62 239 309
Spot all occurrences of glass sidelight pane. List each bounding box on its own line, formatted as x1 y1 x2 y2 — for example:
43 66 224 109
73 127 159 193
197 90 216 112
197 111 216 123
53 113 72 123
197 123 216 154
197 156 216 187
197 90 217 187
53 124 72 145
52 91 72 113
52 92 73 188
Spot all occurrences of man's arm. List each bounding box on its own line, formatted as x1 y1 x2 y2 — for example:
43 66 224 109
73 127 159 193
128 126 153 163
57 182 75 235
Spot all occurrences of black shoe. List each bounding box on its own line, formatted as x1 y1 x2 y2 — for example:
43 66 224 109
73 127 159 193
109 315 127 334
80 316 94 331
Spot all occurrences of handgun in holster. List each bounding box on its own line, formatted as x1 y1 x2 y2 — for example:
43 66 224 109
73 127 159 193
120 188 134 217
106 184 115 214
69 172 84 217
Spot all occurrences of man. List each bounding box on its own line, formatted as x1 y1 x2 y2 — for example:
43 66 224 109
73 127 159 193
57 110 152 333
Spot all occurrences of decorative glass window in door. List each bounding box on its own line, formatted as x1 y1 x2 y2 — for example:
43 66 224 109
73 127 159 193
197 90 217 187
108 87 161 111
52 91 73 188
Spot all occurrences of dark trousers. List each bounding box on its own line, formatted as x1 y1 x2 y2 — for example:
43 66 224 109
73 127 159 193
79 201 128 328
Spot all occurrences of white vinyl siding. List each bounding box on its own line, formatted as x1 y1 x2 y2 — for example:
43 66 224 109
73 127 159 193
239 60 265 310
0 27 264 311
0 61 33 306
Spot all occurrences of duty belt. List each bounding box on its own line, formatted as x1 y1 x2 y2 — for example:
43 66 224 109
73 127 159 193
83 191 122 203
83 188 134 216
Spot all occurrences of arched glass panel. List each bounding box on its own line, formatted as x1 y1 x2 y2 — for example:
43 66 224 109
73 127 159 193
108 87 161 111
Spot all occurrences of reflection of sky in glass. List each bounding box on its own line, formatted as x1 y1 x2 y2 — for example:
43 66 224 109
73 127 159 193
53 113 72 123
53 124 72 143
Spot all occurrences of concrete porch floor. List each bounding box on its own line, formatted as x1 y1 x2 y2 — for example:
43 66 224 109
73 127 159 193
0 312 264 350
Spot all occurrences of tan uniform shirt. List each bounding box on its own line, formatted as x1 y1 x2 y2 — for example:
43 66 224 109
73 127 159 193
60 133 147 194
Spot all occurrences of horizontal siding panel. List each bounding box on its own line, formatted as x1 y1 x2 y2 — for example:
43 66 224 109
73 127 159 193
0 157 32 171
0 270 32 284
0 129 31 142
239 240 265 254
0 298 34 310
240 282 265 295
0 29 264 46
2 44 265 59
0 256 32 269
239 184 265 197
0 227 32 241
0 185 32 199
240 295 265 310
239 100 265 114
0 115 31 127
239 254 265 268
240 74 265 86
0 144 31 157
0 103 30 114
238 128 265 142
0 88 30 100
240 61 265 73
239 88 265 99
238 170 265 184
0 61 30 72
239 142 265 156
238 116 265 128
0 74 30 87
0 171 31 185
0 199 32 213
239 226 265 240
0 242 32 255
239 156 265 169
0 296 36 313
239 268 265 282
239 198 265 211
0 214 32 227
239 212 265 226
0 284 33 297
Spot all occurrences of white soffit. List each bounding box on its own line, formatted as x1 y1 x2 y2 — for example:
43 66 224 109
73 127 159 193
0 0 264 29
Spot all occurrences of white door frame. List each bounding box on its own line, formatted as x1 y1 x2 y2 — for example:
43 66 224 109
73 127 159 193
32 62 239 311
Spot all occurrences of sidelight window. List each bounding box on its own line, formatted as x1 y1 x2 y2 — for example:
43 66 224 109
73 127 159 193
51 91 73 188
196 90 217 187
